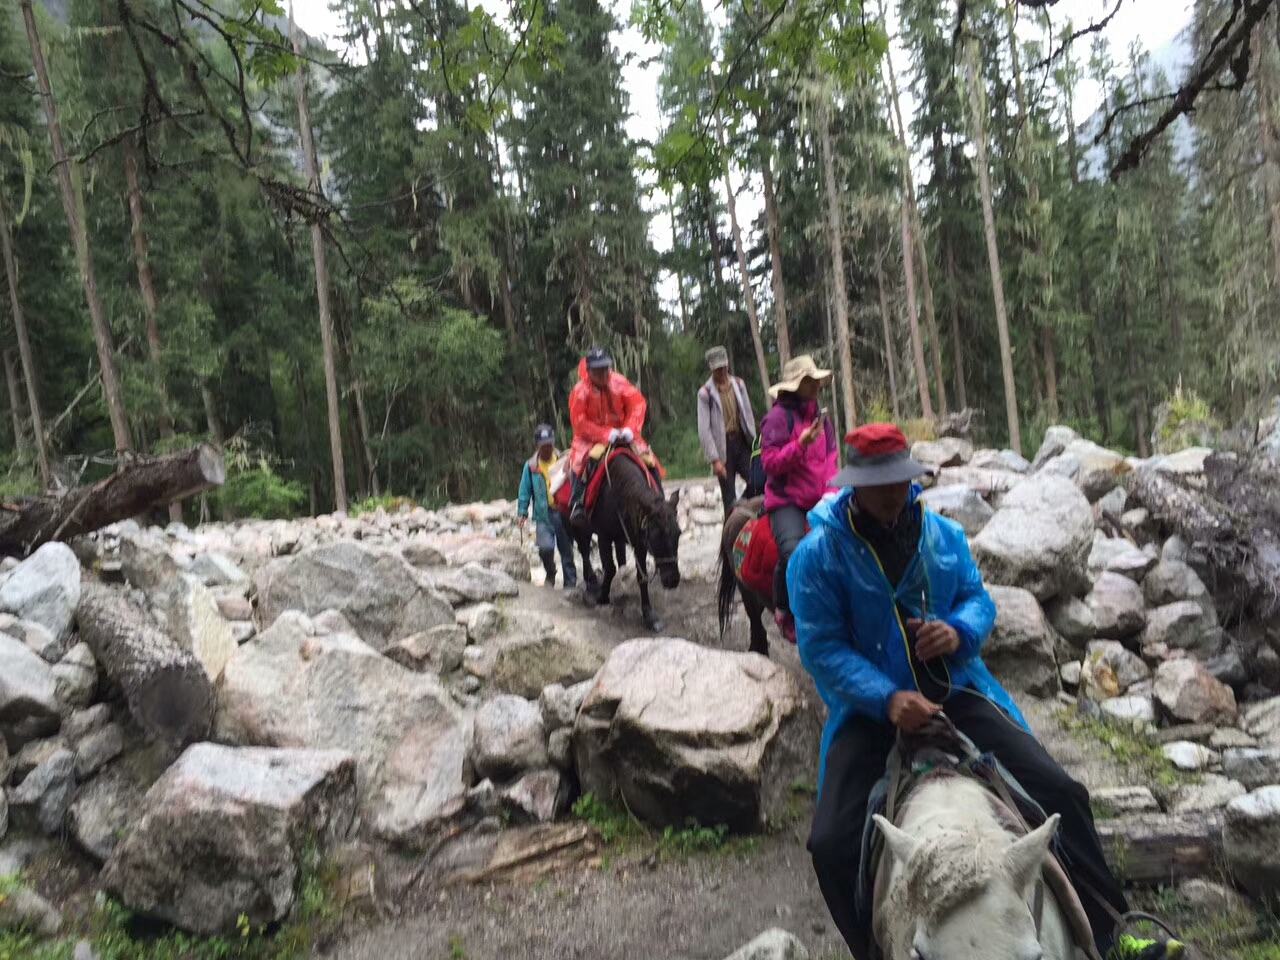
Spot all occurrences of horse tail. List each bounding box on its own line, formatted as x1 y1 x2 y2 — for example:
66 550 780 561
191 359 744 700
717 520 740 642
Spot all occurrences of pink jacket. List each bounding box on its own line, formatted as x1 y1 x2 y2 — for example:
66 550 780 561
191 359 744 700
760 398 838 513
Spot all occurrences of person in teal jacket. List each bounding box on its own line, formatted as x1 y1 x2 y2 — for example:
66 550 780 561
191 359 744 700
790 423 1177 960
517 424 577 589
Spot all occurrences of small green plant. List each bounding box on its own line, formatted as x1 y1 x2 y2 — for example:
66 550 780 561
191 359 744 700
349 493 418 516
655 820 729 858
1057 711 1183 789
571 792 644 845
214 428 308 520
448 935 469 960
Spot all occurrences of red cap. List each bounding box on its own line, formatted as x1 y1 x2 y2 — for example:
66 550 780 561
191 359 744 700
845 423 909 457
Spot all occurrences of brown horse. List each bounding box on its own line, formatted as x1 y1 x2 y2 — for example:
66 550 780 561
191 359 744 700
716 496 773 656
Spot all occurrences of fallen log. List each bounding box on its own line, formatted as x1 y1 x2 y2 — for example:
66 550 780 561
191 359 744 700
77 581 214 747
1096 812 1223 885
0 444 225 557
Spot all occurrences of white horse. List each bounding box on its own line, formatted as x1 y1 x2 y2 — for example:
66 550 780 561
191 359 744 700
873 776 1077 960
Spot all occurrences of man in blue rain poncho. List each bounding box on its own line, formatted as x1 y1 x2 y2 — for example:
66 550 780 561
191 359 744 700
789 423 1180 960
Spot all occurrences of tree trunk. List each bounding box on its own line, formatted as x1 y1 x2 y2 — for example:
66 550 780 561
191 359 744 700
875 251 901 421
20 0 132 456
1124 296 1150 458
712 86 770 393
0 202 50 485
668 190 689 335
818 105 856 430
761 156 792 365
885 52 947 413
964 41 1021 454
4 348 27 458
703 194 730 347
78 581 215 747
901 203 934 420
822 262 841 432
292 6 348 513
122 144 181 521
0 443 225 556
944 238 968 410
1095 813 1223 885
1041 324 1059 419
1252 20 1280 282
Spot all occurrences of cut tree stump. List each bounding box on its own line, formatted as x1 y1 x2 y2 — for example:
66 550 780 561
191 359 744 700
1096 812 1223 885
0 443 225 557
77 581 214 747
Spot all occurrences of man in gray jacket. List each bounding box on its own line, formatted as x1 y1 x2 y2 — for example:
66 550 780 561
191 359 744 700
697 346 757 515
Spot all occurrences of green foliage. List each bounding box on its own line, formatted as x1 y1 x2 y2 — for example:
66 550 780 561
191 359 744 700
571 792 645 845
349 494 418 517
214 432 308 520
1057 710 1183 790
656 820 729 857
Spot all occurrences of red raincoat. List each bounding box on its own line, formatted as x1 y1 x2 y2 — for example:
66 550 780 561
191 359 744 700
568 358 651 474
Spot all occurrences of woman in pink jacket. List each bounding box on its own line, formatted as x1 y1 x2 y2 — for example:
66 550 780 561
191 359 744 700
759 355 839 643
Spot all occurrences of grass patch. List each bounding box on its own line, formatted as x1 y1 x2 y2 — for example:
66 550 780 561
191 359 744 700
1056 710 1184 790
0 844 342 960
1130 884 1280 960
571 792 755 862
349 494 419 517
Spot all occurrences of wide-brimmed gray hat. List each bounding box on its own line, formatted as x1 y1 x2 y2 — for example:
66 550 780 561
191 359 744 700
705 346 729 370
831 423 930 488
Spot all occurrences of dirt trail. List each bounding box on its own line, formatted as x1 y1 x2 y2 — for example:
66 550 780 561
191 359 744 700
321 531 1154 960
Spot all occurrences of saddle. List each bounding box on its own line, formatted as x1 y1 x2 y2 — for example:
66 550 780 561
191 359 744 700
861 718 1102 960
731 503 809 597
558 446 661 518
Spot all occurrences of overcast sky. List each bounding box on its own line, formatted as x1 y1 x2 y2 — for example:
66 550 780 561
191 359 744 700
291 0 1193 314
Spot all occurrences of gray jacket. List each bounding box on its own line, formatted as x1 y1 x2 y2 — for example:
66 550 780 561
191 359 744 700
697 375 756 464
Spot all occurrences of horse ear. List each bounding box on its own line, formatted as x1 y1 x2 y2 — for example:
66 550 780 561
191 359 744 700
1004 813 1060 894
873 815 920 866
668 489 681 510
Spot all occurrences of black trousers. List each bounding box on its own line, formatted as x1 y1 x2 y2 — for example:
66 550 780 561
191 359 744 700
808 691 1128 960
769 504 808 616
717 431 753 516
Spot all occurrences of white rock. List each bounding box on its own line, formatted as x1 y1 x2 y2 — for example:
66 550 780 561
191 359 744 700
1142 601 1212 652
8 748 75 835
1060 662 1082 687
1162 536 1190 564
0 543 81 641
187 552 248 587
1100 695 1156 726
1222 747 1280 790
1244 696 1280 746
721 928 810 960
1092 786 1159 814
1030 426 1080 471
984 586 1061 697
1172 774 1247 814
459 602 502 643
471 695 548 782
1045 596 1096 645
0 632 59 746
1143 561 1211 607
919 486 994 536
1087 534 1156 583
1223 786 1280 902
971 476 1094 601
1154 659 1238 724
1085 572 1146 640
911 438 974 469
1162 740 1218 771
51 643 98 713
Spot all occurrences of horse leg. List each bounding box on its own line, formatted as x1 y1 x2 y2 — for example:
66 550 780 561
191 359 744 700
577 530 599 605
635 544 662 633
745 589 769 657
597 537 617 606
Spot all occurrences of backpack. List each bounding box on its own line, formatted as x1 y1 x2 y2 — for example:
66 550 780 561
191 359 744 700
748 408 793 497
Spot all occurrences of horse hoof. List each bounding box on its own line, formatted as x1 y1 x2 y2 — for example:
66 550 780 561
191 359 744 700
647 617 664 633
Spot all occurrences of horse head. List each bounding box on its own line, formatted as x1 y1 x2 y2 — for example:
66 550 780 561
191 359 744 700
645 488 681 589
872 812 1062 960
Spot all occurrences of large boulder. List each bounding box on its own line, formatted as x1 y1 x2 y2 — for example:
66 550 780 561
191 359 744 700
1143 560 1212 609
161 575 237 682
1087 535 1156 583
918 486 994 536
430 562 519 606
101 744 357 936
429 534 531 582
0 543 81 641
911 438 973 470
385 625 467 675
253 541 454 651
67 768 146 863
1244 697 1280 746
490 633 606 700
119 535 182 596
984 586 1060 697
470 695 548 782
1030 425 1080 471
970 449 1031 474
1045 596 1096 646
8 748 75 835
187 552 248 588
1154 660 1238 725
1223 747 1280 791
0 633 60 749
1085 573 1147 640
1063 439 1130 478
1141 601 1213 652
971 476 1094 601
51 642 98 714
573 639 818 833
215 611 470 847
1224 786 1280 903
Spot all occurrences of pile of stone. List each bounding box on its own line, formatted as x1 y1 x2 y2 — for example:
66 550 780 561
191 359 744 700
912 425 1280 903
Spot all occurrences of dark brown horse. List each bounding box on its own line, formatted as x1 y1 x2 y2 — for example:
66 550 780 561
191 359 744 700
569 451 681 632
716 496 773 656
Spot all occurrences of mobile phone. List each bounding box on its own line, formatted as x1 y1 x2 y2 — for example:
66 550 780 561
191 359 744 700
819 407 829 419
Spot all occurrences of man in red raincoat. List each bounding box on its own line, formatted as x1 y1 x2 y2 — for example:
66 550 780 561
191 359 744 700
567 346 657 525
